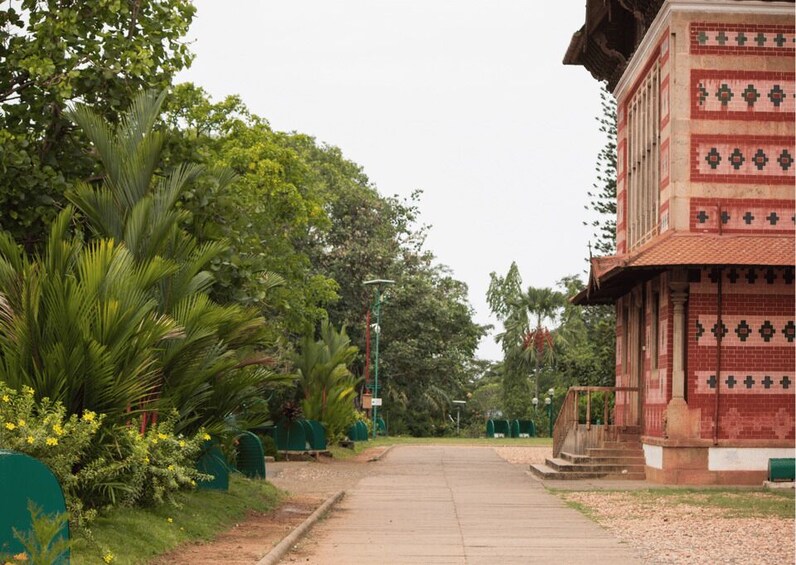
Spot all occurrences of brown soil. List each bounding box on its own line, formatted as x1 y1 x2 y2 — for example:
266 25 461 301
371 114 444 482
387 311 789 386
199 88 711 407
147 446 387 564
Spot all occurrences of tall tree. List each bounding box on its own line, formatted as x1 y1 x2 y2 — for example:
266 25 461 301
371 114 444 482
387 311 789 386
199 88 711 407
584 84 618 256
0 0 195 248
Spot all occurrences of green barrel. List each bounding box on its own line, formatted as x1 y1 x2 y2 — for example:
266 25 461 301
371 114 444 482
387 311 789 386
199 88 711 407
0 450 70 563
510 420 520 438
236 431 265 479
306 420 327 450
486 419 495 438
275 420 308 451
376 417 387 436
197 441 230 490
494 420 511 437
356 420 369 441
768 458 795 482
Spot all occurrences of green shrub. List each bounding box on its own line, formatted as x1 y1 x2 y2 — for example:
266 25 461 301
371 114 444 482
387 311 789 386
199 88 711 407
259 434 277 458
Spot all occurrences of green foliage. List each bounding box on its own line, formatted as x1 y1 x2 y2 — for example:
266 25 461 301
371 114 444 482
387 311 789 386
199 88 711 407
0 210 182 423
294 321 360 441
0 0 196 248
66 90 282 435
11 501 71 565
585 84 617 256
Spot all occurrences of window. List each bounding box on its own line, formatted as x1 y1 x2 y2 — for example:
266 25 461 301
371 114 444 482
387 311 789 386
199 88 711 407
626 62 660 250
650 291 659 370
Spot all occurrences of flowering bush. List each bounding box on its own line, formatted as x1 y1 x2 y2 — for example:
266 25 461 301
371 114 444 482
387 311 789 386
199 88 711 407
0 382 211 519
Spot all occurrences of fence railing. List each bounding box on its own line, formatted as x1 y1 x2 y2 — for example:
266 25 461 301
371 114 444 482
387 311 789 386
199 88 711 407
552 386 639 457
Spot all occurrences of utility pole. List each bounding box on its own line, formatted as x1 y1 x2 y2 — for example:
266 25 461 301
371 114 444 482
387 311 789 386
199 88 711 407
364 279 394 439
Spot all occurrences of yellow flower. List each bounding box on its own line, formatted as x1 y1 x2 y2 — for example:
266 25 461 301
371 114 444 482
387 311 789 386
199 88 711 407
144 456 150 464
102 552 114 564
158 433 167 440
23 386 34 396
5 422 16 430
152 438 158 445
167 464 174 471
1 395 9 402
46 437 58 446
201 433 211 441
82 411 96 423
17 419 25 427
52 423 63 436
178 440 186 448
167 517 173 523
26 436 34 445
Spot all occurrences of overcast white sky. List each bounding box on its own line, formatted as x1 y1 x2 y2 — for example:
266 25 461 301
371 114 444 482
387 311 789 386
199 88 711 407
178 1 605 361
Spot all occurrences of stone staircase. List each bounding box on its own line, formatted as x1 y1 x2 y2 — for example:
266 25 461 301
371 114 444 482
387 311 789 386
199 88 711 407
530 428 646 481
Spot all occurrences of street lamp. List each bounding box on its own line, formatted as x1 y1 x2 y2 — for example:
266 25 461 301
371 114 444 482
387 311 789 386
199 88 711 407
452 400 466 436
545 388 555 438
363 279 395 439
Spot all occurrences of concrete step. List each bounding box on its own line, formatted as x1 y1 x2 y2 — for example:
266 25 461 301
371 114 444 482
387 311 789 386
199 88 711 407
529 463 645 481
589 447 644 458
546 457 646 474
601 440 642 449
560 451 645 466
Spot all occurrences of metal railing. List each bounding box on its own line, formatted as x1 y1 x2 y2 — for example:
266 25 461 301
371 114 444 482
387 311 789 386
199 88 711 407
552 386 640 457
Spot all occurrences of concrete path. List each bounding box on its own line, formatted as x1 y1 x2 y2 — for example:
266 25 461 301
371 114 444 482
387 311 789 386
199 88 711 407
282 445 640 564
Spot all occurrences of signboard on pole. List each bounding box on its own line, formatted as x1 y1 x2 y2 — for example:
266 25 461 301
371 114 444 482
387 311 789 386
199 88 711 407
371 398 383 407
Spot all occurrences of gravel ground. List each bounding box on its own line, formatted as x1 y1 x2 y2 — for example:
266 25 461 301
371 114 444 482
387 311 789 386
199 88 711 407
490 445 794 565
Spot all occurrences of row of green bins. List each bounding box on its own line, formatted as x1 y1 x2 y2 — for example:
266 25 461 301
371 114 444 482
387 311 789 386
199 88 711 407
486 419 511 438
515 419 536 437
348 420 369 441
768 458 795 481
376 417 388 435
0 450 70 563
275 419 327 451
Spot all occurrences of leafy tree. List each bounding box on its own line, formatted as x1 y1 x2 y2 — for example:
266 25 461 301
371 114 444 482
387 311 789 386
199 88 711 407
294 321 360 441
487 263 565 419
584 84 617 256
0 0 196 248
66 90 281 434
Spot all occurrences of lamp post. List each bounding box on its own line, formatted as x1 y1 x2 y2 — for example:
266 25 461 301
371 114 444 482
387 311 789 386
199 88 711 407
545 388 555 438
452 400 466 436
364 279 394 439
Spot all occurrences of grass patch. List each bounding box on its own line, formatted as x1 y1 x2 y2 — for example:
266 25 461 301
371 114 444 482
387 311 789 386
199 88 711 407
628 487 795 518
366 436 552 448
71 474 283 564
561 498 600 522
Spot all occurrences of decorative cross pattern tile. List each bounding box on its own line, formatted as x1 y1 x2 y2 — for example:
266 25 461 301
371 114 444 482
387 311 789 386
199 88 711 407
689 200 796 233
692 72 795 120
690 267 795 296
695 371 795 394
692 136 795 184
696 316 795 347
691 24 795 55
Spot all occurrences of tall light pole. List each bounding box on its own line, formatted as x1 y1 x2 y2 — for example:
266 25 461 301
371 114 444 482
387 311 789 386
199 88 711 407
364 279 394 439
452 400 466 436
545 387 555 438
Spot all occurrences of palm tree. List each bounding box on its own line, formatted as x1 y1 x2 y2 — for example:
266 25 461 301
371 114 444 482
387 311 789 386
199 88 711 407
62 90 282 434
0 208 181 421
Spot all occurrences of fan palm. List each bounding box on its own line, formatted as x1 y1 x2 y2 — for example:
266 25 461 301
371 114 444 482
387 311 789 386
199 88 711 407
63 90 282 434
0 208 180 420
294 321 360 440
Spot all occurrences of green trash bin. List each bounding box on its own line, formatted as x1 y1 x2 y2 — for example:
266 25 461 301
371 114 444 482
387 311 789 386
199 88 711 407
486 419 495 438
376 417 387 436
517 420 535 437
493 419 511 438
197 440 230 490
510 420 520 438
0 450 70 563
306 420 327 450
356 420 369 441
276 419 309 451
236 431 266 479
768 458 795 482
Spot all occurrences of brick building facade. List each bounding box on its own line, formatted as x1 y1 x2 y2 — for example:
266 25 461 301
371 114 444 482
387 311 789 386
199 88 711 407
567 0 795 484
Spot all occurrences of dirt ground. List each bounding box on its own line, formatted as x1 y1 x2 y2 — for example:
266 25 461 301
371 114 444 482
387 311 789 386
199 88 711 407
148 445 390 564
148 444 794 565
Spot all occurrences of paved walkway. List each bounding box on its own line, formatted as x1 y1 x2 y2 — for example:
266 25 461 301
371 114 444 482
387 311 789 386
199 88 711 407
282 445 640 564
